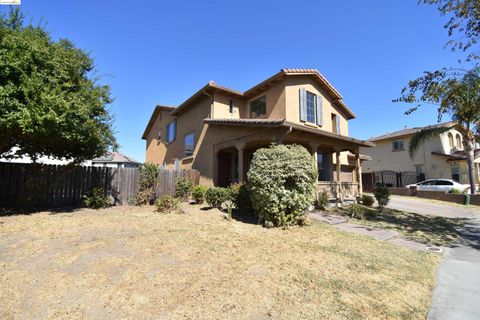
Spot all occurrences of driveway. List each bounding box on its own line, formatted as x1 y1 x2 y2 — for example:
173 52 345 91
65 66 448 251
387 196 480 320
388 195 480 219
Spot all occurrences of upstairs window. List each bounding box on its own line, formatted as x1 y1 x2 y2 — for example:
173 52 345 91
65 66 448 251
250 96 266 118
451 164 460 182
331 114 340 134
157 129 162 140
456 134 462 149
448 133 454 149
306 92 316 123
392 139 404 151
166 120 176 143
184 132 195 157
229 99 234 113
299 88 323 125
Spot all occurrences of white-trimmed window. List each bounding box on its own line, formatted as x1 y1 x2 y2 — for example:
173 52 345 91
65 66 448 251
184 132 195 157
299 88 323 126
456 134 462 149
306 92 316 123
157 129 162 140
392 139 404 151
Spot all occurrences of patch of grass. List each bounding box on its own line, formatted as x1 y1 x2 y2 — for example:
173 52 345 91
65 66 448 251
331 205 466 246
0 204 439 319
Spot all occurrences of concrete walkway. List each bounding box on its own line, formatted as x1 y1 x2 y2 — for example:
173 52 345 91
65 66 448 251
310 212 439 252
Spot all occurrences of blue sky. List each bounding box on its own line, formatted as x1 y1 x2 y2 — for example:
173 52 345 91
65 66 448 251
8 0 465 162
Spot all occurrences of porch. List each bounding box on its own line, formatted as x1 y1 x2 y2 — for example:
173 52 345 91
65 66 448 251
207 119 373 203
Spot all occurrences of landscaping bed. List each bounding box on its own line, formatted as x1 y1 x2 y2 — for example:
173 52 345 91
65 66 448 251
1 204 439 319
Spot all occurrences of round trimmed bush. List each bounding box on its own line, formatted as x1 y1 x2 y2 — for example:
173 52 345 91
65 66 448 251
361 194 374 207
247 144 317 227
175 177 193 201
205 187 230 209
191 185 207 204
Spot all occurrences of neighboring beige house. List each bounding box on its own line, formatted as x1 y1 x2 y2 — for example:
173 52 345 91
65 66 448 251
90 152 141 168
360 122 480 185
142 69 373 200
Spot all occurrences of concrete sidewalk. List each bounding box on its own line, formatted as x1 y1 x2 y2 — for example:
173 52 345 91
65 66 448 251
428 217 480 320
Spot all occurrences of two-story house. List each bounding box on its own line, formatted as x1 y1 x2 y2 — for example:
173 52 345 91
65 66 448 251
360 122 480 186
142 69 374 200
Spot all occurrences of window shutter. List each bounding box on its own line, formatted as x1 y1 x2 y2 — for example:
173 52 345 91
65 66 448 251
336 116 341 135
316 95 323 126
299 88 307 122
166 124 170 142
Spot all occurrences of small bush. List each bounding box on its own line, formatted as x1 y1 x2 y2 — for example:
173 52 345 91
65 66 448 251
131 187 156 205
450 188 462 194
83 187 110 209
175 177 193 201
155 195 180 214
191 185 207 204
205 187 230 209
349 204 367 220
248 144 317 227
229 183 252 214
139 163 161 190
315 191 330 210
374 183 390 211
361 194 375 207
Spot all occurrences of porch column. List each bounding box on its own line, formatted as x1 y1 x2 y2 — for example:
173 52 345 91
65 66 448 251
355 152 363 196
235 142 246 183
213 148 220 186
309 142 320 173
335 150 342 202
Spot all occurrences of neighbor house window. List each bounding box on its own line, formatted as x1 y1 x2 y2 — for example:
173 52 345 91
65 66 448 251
157 129 162 140
448 133 454 149
415 164 424 174
392 139 404 151
451 164 460 182
229 99 234 113
184 132 195 157
166 120 176 143
456 134 462 149
250 96 266 118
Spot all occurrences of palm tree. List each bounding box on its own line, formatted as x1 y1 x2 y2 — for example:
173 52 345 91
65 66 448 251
398 68 480 195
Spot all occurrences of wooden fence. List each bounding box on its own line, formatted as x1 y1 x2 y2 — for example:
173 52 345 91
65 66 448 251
155 169 200 196
0 162 200 209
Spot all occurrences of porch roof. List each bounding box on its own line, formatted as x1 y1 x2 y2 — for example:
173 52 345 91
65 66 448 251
203 118 375 148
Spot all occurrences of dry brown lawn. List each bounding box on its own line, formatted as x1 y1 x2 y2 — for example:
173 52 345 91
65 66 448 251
0 203 440 320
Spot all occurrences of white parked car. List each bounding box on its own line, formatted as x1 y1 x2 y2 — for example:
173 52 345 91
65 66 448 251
406 179 470 193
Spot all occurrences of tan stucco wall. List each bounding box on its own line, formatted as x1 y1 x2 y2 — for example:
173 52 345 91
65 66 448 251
243 81 286 120
360 128 470 181
284 76 349 136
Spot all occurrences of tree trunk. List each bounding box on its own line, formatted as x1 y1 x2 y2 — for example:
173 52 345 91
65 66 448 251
465 138 477 195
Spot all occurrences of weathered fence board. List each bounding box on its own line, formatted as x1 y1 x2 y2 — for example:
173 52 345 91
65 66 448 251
154 169 200 197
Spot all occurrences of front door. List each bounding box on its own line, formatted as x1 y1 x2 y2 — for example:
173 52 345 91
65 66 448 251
218 152 232 187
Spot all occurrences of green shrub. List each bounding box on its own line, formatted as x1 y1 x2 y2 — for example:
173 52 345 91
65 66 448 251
349 204 367 220
155 195 180 214
205 187 230 209
247 144 317 227
175 177 193 201
361 194 375 207
374 183 390 211
450 188 462 194
229 183 252 214
130 187 156 205
191 185 207 204
315 191 330 210
83 187 110 209
139 163 161 190
133 163 161 205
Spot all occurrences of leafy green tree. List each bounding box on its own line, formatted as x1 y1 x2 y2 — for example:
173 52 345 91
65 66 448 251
398 68 480 194
420 0 480 61
0 8 117 163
